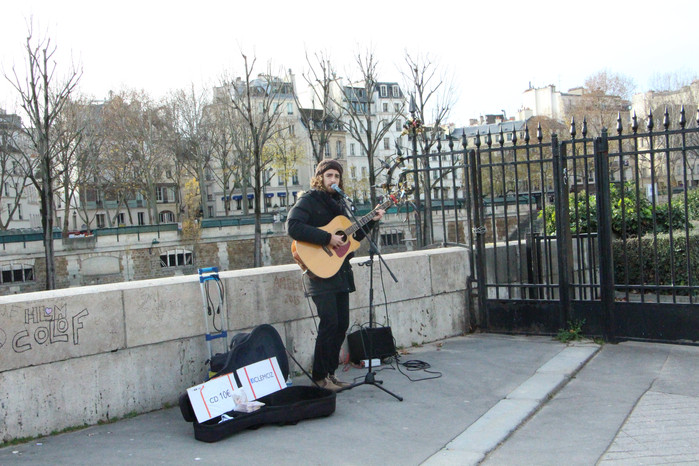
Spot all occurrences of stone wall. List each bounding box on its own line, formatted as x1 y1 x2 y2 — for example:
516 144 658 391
0 247 472 443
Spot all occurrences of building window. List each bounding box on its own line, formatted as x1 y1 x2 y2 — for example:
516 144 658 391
351 167 356 179
383 103 388 112
116 213 125 225
384 137 390 150
336 141 343 158
395 120 402 131
236 199 242 210
361 167 368 178
96 213 105 228
394 103 400 112
350 143 356 156
159 211 175 223
291 170 299 185
1 263 35 284
380 230 404 246
324 142 331 157
156 186 176 203
160 249 193 268
392 85 399 97
288 125 295 136
17 204 23 220
380 85 387 97
287 103 293 115
138 212 145 225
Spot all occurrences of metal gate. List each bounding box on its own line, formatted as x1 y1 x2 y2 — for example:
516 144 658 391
409 108 699 343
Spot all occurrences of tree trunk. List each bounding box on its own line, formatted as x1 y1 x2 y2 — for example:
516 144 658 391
41 150 56 289
253 149 262 267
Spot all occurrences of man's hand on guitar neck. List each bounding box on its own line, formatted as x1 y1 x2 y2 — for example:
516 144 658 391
372 208 386 222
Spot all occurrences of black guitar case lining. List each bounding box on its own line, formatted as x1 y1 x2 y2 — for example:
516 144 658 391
179 324 336 442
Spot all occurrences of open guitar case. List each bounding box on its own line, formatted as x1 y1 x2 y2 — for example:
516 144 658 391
178 323 336 443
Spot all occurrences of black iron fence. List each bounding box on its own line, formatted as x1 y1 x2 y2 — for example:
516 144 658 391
400 106 699 343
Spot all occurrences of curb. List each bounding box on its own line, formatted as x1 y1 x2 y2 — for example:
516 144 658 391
422 342 601 465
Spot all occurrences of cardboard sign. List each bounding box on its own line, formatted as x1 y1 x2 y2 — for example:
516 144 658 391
187 373 240 424
237 357 285 401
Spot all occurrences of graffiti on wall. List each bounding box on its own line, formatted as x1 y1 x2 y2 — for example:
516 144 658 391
0 304 89 354
273 275 302 306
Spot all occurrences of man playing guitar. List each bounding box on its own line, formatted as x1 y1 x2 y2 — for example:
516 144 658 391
286 159 384 391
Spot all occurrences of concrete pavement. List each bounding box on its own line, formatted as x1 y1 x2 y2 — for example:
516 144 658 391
1 333 697 465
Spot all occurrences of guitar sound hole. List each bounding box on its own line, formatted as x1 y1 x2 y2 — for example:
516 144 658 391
336 232 347 243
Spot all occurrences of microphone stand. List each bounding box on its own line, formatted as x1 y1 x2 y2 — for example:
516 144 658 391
337 196 402 402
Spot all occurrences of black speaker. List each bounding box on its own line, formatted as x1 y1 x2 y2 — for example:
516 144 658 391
347 327 396 363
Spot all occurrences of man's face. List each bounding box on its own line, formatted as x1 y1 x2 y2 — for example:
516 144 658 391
322 169 341 192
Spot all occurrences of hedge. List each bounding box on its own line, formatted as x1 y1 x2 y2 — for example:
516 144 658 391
613 232 699 294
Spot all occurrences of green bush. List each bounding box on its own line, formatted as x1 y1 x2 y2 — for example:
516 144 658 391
613 233 699 293
540 182 692 237
685 188 699 220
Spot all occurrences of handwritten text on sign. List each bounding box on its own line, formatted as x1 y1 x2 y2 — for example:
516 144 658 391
187 356 285 423
237 357 285 401
187 372 240 423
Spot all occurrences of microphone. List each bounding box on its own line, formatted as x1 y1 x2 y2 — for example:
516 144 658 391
330 184 351 201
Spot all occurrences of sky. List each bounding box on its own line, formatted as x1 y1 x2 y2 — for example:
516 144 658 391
2 0 698 126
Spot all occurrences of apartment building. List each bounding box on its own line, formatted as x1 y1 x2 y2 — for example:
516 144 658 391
1 110 41 230
338 81 406 202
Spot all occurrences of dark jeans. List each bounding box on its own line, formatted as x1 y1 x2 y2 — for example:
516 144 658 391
311 291 350 380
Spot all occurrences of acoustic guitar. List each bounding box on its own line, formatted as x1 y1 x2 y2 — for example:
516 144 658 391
291 194 399 279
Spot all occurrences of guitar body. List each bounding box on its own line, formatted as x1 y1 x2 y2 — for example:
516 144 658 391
291 215 361 279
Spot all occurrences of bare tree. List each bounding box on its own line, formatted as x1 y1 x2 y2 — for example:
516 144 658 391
0 110 31 230
6 27 81 289
73 101 104 232
223 53 288 267
264 126 305 210
53 96 102 236
295 51 343 165
565 69 635 137
648 70 698 92
207 97 236 216
101 90 171 225
334 48 401 207
402 52 455 246
168 85 213 218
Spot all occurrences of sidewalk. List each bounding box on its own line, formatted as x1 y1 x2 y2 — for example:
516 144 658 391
1 334 697 465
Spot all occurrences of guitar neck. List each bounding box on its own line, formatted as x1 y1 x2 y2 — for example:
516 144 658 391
345 199 393 236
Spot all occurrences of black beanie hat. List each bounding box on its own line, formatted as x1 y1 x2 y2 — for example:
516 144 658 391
314 159 343 177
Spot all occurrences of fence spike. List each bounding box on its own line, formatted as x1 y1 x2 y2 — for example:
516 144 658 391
524 125 530 144
447 134 454 151
511 126 518 145
696 107 699 127
475 130 481 147
631 111 639 133
461 131 467 149
616 112 623 135
570 116 577 138
679 105 686 128
647 110 654 131
663 106 670 130
486 129 492 147
582 117 588 137
537 122 543 142
498 128 504 146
